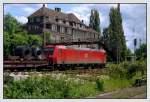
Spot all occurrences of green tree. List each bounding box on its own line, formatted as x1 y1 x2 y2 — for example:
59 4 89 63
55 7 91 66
89 9 101 33
11 32 29 47
28 34 43 46
4 14 22 35
44 32 51 44
103 5 127 62
4 31 11 56
4 14 44 56
135 43 147 60
126 48 133 56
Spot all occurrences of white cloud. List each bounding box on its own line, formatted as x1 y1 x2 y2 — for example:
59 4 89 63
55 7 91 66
14 16 28 24
23 7 35 14
121 4 146 50
66 6 90 25
66 4 103 25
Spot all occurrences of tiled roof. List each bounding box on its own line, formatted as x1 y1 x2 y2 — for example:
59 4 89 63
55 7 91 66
28 6 81 24
28 6 100 34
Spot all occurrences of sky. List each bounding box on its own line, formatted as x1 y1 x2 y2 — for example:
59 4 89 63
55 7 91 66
4 4 146 52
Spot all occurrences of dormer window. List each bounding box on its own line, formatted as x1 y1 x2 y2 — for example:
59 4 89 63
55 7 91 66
80 24 82 28
74 23 76 27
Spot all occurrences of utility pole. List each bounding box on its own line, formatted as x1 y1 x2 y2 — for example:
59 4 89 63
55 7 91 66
139 38 142 59
133 28 136 62
43 4 46 46
139 39 142 47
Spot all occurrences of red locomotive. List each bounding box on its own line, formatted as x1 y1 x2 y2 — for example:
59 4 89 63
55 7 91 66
43 45 106 68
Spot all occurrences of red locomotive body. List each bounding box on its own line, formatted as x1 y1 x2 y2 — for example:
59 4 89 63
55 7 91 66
43 45 106 67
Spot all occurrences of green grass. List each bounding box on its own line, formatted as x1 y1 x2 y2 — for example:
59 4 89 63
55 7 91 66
103 78 132 92
4 75 99 99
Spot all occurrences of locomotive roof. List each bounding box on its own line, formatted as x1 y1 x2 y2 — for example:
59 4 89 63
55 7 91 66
57 45 105 52
44 45 105 52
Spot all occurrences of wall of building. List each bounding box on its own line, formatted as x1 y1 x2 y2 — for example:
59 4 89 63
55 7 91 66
27 16 99 49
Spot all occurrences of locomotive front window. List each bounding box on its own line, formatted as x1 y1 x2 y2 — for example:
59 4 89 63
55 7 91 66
49 48 54 55
43 47 54 55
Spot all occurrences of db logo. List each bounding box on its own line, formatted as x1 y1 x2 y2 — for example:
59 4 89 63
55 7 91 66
85 53 88 58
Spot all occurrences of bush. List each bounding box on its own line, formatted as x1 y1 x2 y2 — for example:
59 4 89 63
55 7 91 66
107 63 126 78
107 61 146 79
95 79 104 91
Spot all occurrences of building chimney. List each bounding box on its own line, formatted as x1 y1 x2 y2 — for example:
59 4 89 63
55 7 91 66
55 7 61 12
43 4 45 7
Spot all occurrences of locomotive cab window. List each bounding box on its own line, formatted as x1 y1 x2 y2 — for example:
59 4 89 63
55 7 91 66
43 47 54 55
49 48 54 55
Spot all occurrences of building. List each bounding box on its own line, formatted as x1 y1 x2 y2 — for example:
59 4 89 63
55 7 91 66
27 4 100 49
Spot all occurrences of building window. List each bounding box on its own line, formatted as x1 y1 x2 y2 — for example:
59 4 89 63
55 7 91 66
59 20 62 23
65 28 67 34
66 21 69 25
63 20 66 24
46 24 52 30
68 28 72 34
36 17 40 22
56 18 58 22
61 27 64 33
74 23 76 27
28 26 31 30
80 24 82 28
52 25 57 31
78 39 80 47
69 22 73 26
30 18 34 23
45 16 49 21
57 25 60 32
61 37 64 41
34 26 39 30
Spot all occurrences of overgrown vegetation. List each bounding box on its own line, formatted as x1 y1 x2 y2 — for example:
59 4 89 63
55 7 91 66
4 61 146 99
107 61 146 79
4 75 98 98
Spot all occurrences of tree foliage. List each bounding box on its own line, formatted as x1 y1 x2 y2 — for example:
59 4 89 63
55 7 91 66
28 34 43 46
135 43 147 60
4 14 22 35
102 6 127 62
44 32 51 43
4 14 43 56
4 31 11 56
89 9 101 33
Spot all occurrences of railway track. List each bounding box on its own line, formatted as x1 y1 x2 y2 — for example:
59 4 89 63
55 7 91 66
4 59 106 73
4 57 106 75
4 67 107 76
